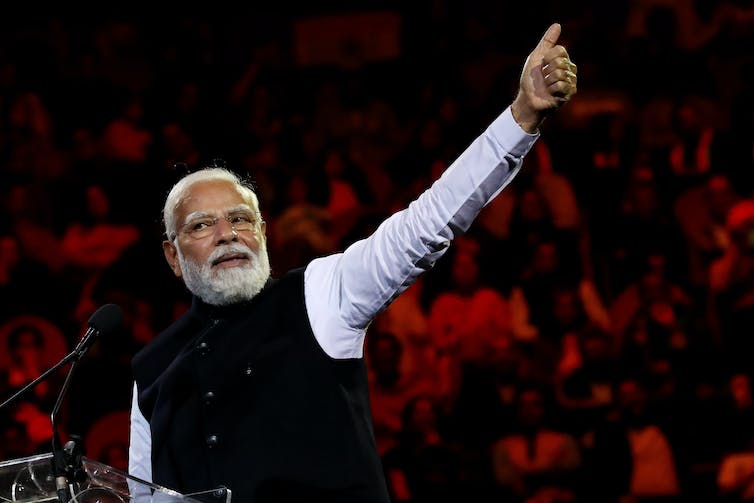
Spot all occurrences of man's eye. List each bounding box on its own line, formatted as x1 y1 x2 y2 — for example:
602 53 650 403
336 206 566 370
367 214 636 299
191 221 211 231
230 215 253 224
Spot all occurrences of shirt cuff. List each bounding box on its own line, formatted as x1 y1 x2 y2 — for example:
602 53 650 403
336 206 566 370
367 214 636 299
486 106 539 158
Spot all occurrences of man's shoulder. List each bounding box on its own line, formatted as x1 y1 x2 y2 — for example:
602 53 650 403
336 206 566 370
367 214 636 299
276 266 307 284
147 305 198 344
132 307 200 381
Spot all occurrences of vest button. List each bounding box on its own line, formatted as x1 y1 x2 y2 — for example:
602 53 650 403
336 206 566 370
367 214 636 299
196 342 210 355
206 434 218 447
203 391 216 405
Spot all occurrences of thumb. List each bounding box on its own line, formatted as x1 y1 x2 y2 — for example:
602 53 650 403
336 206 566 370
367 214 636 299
533 23 561 53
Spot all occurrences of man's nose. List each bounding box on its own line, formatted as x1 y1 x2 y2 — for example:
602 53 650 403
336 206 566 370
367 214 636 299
214 219 238 244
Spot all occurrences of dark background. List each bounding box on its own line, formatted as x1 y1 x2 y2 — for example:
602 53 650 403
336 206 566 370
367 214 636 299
1 2 753 502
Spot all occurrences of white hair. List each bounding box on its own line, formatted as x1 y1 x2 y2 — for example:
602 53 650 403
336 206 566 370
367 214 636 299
163 167 261 240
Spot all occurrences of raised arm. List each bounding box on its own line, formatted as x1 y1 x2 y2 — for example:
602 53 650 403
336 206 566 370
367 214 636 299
305 23 577 358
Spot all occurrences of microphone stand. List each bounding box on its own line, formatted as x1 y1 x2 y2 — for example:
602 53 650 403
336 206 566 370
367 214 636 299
50 356 86 503
0 336 95 503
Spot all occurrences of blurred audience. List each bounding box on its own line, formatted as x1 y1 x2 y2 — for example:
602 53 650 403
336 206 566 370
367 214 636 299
0 6 751 502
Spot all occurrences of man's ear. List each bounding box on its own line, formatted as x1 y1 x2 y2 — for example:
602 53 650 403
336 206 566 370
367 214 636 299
162 240 183 278
260 220 267 241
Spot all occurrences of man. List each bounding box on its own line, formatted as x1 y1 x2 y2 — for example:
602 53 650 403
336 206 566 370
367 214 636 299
129 23 577 503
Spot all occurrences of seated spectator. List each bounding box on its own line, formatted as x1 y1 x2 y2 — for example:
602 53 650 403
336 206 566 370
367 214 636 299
321 147 372 244
0 230 77 323
428 236 512 366
506 186 563 272
4 91 70 182
680 372 736 501
605 165 687 295
589 376 682 503
529 141 581 233
272 174 337 271
383 395 461 503
491 386 582 502
160 122 201 170
718 433 754 502
5 184 66 274
367 331 434 456
720 373 754 453
510 239 611 344
666 97 720 194
555 329 621 434
0 315 68 399
610 252 694 356
479 140 581 249
61 184 141 271
85 410 130 471
0 235 19 285
0 235 21 315
372 278 436 390
100 94 153 164
0 420 34 460
0 316 68 453
674 173 740 290
708 199 754 364
447 337 531 449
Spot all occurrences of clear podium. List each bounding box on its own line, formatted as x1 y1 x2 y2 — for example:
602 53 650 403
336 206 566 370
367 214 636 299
0 453 231 502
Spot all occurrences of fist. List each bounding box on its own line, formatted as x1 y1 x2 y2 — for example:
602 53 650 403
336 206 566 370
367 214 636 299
512 23 577 132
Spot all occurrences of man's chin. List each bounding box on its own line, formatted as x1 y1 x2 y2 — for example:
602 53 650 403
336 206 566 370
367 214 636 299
211 262 253 279
200 280 261 305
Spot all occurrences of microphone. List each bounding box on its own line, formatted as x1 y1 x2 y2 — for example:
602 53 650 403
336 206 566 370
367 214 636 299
50 303 123 502
73 303 123 357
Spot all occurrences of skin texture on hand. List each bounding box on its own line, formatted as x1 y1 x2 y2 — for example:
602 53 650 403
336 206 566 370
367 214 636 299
511 23 578 133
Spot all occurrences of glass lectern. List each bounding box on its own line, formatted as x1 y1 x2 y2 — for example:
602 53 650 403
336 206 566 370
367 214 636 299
0 453 231 502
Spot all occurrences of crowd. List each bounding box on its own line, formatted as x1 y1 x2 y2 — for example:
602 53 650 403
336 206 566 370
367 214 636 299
1 2 754 502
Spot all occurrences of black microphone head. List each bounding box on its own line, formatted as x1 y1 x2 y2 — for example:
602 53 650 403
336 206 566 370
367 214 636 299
87 303 123 336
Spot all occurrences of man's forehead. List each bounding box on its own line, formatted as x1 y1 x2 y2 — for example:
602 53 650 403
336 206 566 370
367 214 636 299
176 180 255 215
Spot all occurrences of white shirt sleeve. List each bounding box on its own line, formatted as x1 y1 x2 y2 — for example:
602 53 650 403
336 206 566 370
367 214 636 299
128 381 153 500
305 106 538 358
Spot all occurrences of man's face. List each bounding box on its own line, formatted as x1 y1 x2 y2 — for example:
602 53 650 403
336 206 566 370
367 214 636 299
162 180 270 305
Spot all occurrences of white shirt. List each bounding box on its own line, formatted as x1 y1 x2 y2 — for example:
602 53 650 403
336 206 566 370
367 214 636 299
128 106 538 493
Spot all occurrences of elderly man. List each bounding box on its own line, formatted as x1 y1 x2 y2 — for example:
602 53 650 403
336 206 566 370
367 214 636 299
129 23 577 503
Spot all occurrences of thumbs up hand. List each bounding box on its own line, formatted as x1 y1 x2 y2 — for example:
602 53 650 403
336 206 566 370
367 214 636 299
511 23 578 133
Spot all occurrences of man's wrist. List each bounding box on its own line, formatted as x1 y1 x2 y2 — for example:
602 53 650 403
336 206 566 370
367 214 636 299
511 94 543 134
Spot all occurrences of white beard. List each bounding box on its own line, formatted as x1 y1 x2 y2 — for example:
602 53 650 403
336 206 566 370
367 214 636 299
177 241 271 306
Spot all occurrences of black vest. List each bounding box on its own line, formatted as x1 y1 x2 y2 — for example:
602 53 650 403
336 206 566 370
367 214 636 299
132 269 390 503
